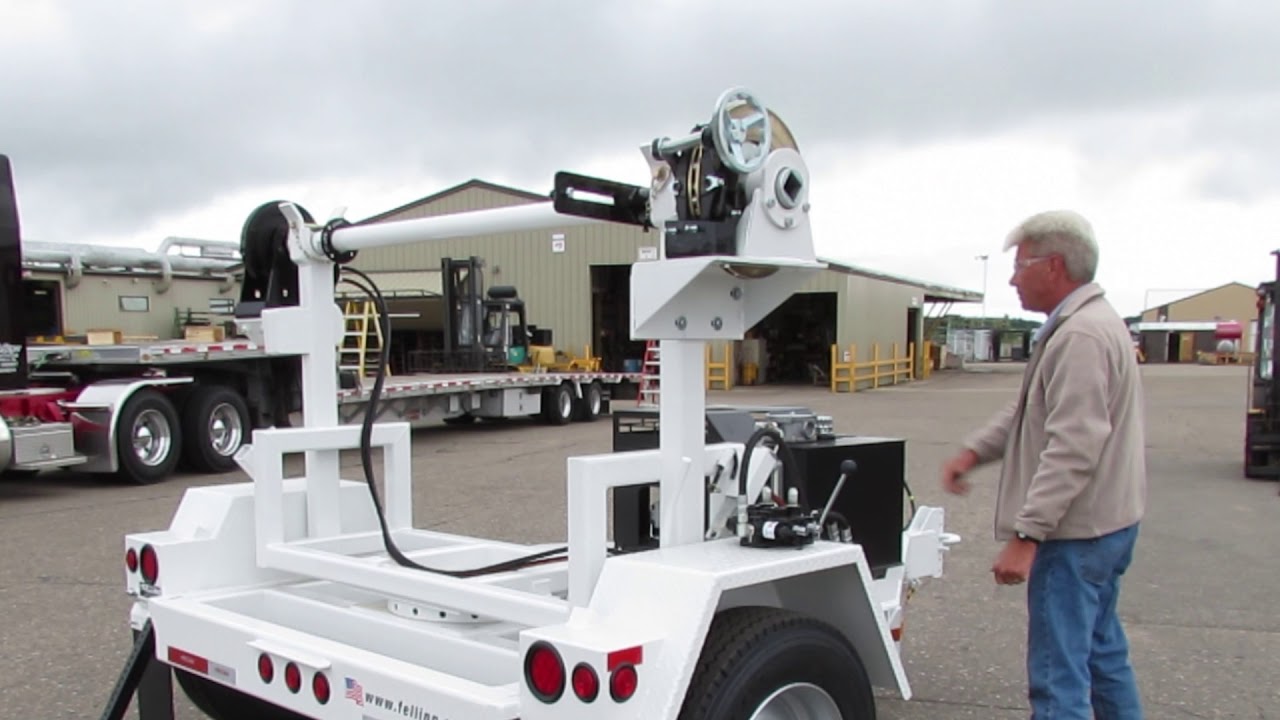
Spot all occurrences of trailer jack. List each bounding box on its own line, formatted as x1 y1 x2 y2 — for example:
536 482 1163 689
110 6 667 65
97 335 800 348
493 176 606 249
99 621 174 720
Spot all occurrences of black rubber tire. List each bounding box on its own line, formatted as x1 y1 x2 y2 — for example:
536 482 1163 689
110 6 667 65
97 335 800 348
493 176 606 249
574 381 603 422
115 389 183 485
678 606 876 720
177 670 311 720
181 385 251 474
542 382 574 426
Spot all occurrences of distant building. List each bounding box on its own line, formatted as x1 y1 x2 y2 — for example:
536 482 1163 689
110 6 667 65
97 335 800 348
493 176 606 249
1135 282 1257 363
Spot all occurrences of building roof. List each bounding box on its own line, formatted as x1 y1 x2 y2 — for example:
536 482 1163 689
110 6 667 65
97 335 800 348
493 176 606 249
355 179 549 225
1139 281 1256 313
353 178 982 304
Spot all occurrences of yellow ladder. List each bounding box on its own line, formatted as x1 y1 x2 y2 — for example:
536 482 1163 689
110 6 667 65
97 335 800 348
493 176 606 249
339 299 386 378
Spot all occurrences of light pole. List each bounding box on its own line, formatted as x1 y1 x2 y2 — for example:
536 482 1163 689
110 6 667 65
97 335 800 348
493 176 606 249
975 254 989 324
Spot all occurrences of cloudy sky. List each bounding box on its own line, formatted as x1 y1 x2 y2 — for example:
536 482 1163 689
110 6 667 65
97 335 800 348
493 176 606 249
3 0 1279 319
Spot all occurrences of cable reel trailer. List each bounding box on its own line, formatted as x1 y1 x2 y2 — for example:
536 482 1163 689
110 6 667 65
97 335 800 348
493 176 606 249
102 88 959 720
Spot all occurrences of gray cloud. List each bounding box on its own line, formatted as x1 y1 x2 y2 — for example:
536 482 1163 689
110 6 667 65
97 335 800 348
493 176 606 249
3 0 1279 241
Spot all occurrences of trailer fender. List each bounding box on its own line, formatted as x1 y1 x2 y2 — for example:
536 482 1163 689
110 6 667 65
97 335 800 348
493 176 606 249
518 540 910 720
64 377 194 473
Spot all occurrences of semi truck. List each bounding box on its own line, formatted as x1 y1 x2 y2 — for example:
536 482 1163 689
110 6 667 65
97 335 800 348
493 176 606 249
98 87 959 720
0 160 639 485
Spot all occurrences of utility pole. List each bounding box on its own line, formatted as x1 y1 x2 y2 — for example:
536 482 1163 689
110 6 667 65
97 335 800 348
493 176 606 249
975 254 989 324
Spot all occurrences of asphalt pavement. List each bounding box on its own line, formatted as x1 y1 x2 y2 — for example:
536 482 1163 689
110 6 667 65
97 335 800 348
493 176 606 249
0 362 1275 719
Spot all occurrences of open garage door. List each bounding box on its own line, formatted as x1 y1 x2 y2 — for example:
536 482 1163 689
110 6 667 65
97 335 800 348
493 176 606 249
749 292 837 384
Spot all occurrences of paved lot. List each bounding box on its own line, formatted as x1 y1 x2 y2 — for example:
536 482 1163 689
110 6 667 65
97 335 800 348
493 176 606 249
1 363 1277 718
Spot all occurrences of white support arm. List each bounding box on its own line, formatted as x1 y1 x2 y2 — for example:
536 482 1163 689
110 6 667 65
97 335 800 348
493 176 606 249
289 201 602 264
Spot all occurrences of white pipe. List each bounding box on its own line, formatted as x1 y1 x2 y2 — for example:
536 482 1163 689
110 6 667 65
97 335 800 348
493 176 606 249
321 201 598 256
23 241 238 275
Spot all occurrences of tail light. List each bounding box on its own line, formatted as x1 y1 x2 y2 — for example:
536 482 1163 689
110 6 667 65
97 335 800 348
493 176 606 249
571 663 599 703
524 641 565 703
257 654 274 683
139 544 159 585
313 672 331 704
284 662 302 694
610 664 638 702
125 548 138 573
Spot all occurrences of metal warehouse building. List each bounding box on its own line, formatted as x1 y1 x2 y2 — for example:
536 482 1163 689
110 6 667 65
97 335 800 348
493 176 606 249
1135 282 1259 363
345 179 980 387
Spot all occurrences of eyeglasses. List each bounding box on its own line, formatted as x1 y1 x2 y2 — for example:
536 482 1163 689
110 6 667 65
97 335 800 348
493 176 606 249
1012 256 1053 273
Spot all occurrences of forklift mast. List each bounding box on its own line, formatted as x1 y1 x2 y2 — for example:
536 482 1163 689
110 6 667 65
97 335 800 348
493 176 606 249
441 256 487 371
0 155 28 391
1245 250 1280 478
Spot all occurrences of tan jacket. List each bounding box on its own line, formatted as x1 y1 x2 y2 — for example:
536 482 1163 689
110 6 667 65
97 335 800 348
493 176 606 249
964 283 1148 542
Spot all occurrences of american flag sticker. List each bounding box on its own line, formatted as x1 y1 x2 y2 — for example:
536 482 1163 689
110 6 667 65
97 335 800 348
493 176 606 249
345 677 364 706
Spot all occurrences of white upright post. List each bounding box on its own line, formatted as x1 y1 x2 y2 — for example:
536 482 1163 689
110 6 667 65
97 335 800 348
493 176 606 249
658 338 707 547
295 261 342 536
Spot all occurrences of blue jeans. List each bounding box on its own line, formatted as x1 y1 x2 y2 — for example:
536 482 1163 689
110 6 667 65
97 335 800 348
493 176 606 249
1027 523 1143 719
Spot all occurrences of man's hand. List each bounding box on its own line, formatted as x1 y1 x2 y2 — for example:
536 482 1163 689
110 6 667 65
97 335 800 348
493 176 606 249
941 448 979 495
992 537 1037 585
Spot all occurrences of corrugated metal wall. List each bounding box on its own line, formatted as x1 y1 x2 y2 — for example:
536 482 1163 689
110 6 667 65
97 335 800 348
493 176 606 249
352 182 941 375
351 185 651 355
27 271 237 339
1140 283 1258 351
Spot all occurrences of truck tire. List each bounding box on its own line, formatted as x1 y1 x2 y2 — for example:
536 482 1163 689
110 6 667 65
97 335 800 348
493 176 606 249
678 606 876 720
182 385 251 474
542 382 574 426
116 389 182 485
574 380 603 422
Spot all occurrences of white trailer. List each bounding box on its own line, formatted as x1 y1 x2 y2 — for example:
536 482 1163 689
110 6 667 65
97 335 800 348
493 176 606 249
99 88 959 720
0 338 636 484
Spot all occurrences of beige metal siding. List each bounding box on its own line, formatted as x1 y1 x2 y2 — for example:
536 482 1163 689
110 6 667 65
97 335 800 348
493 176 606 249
27 271 238 339
1141 283 1258 349
353 186 657 354
354 183 945 377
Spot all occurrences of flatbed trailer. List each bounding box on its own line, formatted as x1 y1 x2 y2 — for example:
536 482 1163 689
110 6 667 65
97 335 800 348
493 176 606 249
2 338 638 485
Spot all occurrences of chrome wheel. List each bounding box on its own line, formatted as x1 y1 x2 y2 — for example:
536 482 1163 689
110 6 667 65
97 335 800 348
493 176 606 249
132 409 173 467
207 402 244 457
559 389 573 418
748 683 842 720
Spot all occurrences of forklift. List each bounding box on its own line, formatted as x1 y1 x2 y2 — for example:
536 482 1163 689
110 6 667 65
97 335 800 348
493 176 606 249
439 256 536 371
1244 250 1280 479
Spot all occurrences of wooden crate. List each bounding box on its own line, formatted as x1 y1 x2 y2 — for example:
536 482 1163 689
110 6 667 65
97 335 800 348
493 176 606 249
183 325 226 342
86 329 123 345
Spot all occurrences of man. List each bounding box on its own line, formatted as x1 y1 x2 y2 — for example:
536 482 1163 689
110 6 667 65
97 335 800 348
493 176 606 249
941 209 1147 719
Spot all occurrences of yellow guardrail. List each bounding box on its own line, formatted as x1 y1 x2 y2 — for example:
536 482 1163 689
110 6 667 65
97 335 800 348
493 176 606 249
829 341 929 393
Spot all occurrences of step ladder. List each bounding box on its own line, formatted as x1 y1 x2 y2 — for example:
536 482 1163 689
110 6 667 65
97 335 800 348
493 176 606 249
637 340 661 406
339 299 387 378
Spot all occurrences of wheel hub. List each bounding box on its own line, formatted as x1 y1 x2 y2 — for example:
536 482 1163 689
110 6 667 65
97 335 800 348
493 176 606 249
207 402 244 456
748 682 841 720
132 409 172 467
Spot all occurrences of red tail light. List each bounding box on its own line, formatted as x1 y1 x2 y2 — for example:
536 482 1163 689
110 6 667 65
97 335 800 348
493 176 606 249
524 641 565 703
571 663 599 703
610 664 638 702
257 654 274 683
125 548 138 573
313 672 331 704
139 545 159 585
284 662 302 694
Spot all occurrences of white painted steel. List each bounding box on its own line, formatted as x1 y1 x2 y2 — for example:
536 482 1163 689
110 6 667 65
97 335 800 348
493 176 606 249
118 86 958 720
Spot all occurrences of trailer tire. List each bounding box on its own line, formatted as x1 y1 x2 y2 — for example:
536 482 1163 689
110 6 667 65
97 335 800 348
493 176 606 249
543 382 574 425
678 606 876 720
177 670 310 720
574 380 603 422
182 385 251 474
116 389 182 485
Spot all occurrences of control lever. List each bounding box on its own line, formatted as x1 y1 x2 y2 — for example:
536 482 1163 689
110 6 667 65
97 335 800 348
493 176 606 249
818 459 857 531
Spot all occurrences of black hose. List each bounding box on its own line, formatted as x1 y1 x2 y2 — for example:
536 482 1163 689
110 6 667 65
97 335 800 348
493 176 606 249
339 268 567 578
